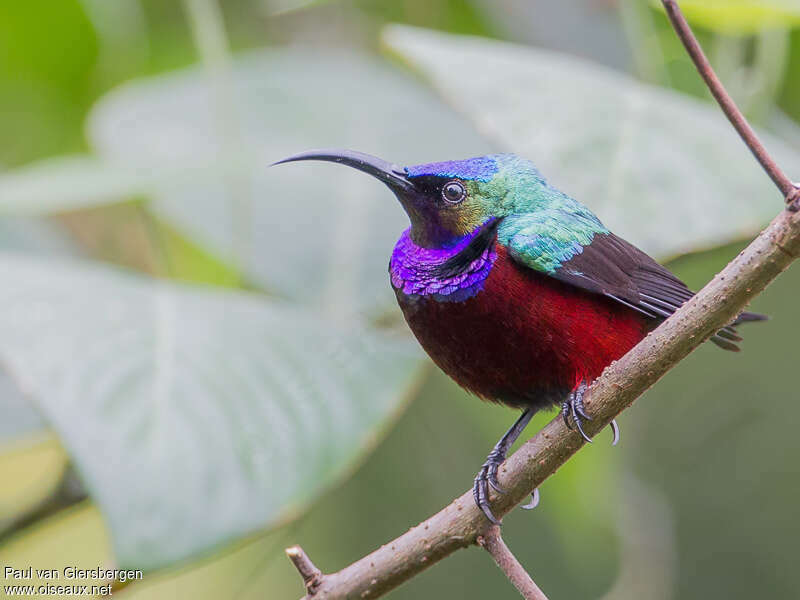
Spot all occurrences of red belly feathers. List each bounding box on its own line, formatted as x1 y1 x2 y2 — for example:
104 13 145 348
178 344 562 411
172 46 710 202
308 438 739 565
396 246 650 409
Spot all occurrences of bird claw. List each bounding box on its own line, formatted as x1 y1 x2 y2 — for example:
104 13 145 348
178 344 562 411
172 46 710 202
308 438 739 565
486 462 506 494
474 447 510 523
473 409 535 524
473 465 501 525
562 382 593 442
575 405 592 422
475 462 540 521
561 382 621 445
521 488 540 510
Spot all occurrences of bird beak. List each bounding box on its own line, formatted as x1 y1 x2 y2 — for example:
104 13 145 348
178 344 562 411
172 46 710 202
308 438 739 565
272 148 415 194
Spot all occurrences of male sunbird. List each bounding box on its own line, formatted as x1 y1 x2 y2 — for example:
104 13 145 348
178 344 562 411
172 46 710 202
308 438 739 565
275 150 765 523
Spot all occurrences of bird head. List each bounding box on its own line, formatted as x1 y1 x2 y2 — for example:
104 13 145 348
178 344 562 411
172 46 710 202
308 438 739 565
273 149 553 247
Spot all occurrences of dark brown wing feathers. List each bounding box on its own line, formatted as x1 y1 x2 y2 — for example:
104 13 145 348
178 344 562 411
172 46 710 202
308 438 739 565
552 233 765 351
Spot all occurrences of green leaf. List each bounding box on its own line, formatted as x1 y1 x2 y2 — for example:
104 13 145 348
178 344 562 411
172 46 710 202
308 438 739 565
653 0 800 34
0 156 194 216
0 253 424 570
86 49 492 318
0 436 67 526
384 26 800 259
0 503 111 585
261 0 336 16
0 215 83 444
0 375 45 444
0 215 81 256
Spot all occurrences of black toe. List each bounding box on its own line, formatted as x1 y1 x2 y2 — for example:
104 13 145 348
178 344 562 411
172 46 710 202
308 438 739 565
473 467 501 524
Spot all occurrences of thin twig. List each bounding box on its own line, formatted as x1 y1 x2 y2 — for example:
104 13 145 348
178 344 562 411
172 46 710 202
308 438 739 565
661 0 800 206
478 526 549 600
286 546 324 595
287 4 800 598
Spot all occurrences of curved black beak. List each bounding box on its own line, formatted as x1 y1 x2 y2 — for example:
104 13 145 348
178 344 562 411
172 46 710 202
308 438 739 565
272 148 414 194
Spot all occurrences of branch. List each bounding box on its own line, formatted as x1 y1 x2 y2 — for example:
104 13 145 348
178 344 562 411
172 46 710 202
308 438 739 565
287 2 800 598
286 546 324 595
286 179 800 600
661 0 800 207
478 526 549 600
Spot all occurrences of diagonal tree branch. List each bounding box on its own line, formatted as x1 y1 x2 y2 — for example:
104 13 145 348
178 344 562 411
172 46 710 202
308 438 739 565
478 526 549 600
287 2 800 598
661 0 800 205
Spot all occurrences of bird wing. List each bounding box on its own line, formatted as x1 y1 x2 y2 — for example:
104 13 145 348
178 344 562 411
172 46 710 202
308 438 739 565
501 211 756 351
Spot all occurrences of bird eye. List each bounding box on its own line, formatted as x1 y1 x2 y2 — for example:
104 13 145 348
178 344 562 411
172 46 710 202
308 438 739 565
442 180 466 204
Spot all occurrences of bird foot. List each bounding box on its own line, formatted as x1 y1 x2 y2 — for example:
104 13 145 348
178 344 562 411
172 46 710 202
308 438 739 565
473 448 506 525
561 381 620 445
473 456 542 523
473 408 538 523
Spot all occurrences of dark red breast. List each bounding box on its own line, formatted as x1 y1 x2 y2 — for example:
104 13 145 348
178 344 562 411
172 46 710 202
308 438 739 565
395 245 651 410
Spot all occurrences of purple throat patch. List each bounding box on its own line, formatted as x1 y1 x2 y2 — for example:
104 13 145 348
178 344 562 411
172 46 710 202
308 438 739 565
389 227 498 302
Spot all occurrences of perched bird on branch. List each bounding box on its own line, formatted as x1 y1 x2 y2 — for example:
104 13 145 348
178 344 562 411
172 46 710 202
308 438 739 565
275 150 766 524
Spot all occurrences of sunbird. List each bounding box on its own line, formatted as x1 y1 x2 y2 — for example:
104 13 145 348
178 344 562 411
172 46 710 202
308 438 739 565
275 150 766 523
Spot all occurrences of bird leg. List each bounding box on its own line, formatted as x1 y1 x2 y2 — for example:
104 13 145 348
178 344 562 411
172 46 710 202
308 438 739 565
473 408 534 524
475 384 621 524
561 381 620 445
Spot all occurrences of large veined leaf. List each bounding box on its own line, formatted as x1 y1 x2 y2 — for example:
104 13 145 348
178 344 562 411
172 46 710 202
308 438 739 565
475 0 631 70
86 50 492 320
653 0 800 34
0 216 82 443
0 217 80 538
0 253 424 569
262 0 336 16
0 215 82 257
0 375 44 444
0 156 168 216
383 26 800 260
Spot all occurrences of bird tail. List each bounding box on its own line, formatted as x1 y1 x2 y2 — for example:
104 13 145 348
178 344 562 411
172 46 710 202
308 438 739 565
733 311 769 325
710 311 768 352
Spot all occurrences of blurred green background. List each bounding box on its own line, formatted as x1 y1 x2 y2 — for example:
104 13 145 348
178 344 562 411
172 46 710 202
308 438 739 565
0 1 798 599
